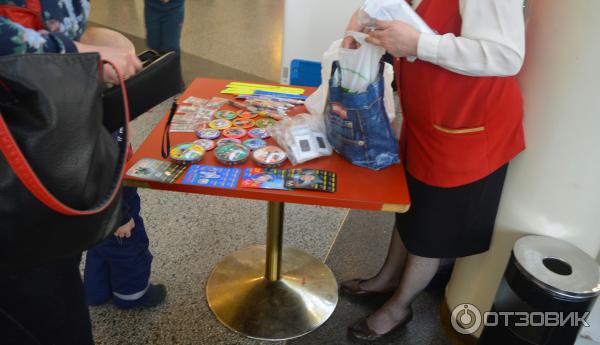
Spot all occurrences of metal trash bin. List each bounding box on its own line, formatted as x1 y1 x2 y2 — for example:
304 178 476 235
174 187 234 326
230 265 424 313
479 235 600 345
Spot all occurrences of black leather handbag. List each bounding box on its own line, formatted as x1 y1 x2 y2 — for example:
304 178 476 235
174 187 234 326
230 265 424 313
0 53 130 274
102 50 183 132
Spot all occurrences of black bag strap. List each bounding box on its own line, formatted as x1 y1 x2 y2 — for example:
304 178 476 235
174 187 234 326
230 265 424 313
0 60 130 216
161 98 179 159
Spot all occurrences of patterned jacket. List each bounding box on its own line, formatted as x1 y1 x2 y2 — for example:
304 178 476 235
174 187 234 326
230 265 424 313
0 0 89 55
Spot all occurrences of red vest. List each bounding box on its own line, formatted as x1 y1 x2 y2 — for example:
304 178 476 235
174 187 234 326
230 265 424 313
0 0 44 31
396 0 525 188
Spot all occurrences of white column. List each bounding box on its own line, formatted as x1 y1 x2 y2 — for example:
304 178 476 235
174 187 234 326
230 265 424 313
445 0 600 338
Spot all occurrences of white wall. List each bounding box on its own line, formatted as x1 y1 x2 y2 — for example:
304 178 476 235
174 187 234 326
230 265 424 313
281 0 364 84
445 0 600 339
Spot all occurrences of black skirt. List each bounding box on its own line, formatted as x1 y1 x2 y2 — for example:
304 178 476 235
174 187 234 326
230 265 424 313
396 164 509 258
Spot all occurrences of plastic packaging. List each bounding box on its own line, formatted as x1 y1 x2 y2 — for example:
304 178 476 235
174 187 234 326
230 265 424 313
269 113 333 165
359 0 434 34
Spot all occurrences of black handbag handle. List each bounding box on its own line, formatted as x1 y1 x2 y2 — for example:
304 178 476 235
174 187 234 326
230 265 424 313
0 60 130 216
161 98 179 159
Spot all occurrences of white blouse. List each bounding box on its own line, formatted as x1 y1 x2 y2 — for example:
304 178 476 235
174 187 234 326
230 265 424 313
412 0 526 77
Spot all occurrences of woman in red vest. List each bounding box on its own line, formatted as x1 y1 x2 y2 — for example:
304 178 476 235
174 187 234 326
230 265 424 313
340 0 526 340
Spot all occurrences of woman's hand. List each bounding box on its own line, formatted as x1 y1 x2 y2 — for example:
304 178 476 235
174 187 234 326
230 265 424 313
75 42 143 85
366 20 421 57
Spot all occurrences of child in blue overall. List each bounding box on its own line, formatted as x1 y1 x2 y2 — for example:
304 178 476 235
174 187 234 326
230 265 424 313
83 128 167 309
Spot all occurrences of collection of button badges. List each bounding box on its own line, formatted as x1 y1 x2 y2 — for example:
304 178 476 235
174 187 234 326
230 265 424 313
168 96 291 167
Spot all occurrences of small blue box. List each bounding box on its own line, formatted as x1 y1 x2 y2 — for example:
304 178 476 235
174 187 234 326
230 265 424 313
290 59 322 87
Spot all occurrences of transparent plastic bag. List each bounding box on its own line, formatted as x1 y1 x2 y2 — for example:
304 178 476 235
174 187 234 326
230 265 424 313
269 113 333 165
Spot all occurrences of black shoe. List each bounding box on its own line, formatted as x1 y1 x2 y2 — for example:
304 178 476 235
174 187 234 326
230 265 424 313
348 309 413 341
137 283 167 308
340 279 395 302
115 283 167 310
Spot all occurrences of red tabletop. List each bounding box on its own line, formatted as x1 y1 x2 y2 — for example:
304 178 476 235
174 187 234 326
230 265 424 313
125 78 411 213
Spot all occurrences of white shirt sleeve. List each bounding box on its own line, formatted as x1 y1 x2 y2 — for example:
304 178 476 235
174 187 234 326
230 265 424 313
416 0 526 77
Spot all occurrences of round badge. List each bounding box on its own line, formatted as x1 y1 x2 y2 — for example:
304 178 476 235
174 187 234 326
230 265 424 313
222 127 247 139
193 139 215 151
217 138 242 147
237 110 258 119
209 119 232 130
215 144 250 166
170 143 205 164
256 118 277 128
253 146 287 167
196 128 221 140
215 110 237 121
232 118 255 129
248 128 270 139
243 138 267 151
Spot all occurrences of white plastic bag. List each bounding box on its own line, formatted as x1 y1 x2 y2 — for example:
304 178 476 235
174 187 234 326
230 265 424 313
338 32 385 93
359 0 434 34
305 33 396 123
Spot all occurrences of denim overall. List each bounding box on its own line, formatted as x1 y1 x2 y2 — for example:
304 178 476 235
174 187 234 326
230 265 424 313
326 62 399 170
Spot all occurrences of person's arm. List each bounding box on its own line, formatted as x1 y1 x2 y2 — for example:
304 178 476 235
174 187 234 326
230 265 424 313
0 16 78 55
417 0 525 76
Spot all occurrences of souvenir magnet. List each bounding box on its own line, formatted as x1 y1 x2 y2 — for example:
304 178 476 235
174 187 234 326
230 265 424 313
215 110 238 121
243 138 267 151
209 119 232 130
237 110 258 119
248 128 270 139
196 128 221 140
215 144 250 166
170 143 206 164
193 139 216 151
252 146 287 168
256 118 277 128
217 138 242 147
232 118 255 129
222 127 247 139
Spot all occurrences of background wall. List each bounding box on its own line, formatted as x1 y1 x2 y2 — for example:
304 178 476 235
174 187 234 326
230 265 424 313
445 0 600 340
280 0 363 84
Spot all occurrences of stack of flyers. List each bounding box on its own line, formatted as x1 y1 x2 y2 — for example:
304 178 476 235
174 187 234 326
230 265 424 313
182 165 241 189
241 168 288 190
284 169 337 193
126 158 187 183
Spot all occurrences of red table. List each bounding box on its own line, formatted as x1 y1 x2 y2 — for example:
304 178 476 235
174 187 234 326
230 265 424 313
125 78 411 341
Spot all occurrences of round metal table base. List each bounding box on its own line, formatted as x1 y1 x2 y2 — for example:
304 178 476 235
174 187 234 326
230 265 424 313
206 245 339 341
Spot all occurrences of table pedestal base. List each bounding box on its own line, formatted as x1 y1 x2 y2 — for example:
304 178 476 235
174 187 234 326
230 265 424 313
206 245 338 341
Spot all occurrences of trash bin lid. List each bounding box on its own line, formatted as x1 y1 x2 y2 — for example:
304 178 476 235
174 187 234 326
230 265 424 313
513 236 600 300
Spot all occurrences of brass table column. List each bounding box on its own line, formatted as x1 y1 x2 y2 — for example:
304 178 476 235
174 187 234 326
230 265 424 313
206 201 339 341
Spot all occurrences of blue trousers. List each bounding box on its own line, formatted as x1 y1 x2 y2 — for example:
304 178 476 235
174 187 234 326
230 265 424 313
144 0 185 55
83 187 153 309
